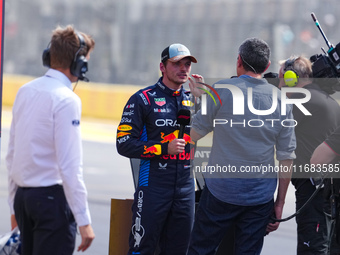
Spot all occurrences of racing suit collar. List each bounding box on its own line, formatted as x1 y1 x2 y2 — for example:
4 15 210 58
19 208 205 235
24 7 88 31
156 78 183 97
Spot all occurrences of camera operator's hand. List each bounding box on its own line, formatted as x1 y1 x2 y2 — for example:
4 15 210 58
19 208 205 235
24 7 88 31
168 138 186 155
188 74 205 98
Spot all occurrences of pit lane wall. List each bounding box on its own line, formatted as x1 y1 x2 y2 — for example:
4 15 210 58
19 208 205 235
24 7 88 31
3 74 143 121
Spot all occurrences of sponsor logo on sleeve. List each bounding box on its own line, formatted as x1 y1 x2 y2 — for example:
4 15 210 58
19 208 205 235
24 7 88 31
126 103 135 109
140 89 151 105
143 144 161 155
121 117 132 123
122 110 134 116
117 132 131 138
118 124 133 131
139 93 149 105
117 135 130 144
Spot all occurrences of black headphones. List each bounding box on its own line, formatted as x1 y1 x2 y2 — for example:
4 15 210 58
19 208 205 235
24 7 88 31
283 57 299 87
42 32 89 81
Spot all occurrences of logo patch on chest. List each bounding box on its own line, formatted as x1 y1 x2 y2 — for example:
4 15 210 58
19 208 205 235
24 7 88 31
154 98 166 106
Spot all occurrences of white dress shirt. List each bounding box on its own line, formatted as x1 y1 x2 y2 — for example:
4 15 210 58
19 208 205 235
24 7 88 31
6 69 91 226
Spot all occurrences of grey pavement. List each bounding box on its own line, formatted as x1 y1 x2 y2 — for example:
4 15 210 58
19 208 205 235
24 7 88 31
0 109 298 255
0 111 135 255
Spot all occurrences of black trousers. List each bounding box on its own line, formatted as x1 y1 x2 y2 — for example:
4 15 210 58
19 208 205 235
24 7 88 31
128 180 195 255
294 180 329 255
14 185 77 255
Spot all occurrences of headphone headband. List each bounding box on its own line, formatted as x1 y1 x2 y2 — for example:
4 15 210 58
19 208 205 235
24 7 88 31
42 31 89 81
74 33 86 61
284 57 298 72
283 57 299 87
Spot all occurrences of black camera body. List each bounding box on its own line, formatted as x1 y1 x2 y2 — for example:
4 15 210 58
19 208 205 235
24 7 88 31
264 51 340 94
264 13 340 94
309 13 340 94
310 43 340 94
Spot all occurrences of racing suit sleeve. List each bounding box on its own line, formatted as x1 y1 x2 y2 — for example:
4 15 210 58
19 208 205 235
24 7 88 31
116 92 168 159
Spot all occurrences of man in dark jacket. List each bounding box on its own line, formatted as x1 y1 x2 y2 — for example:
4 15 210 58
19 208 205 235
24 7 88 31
117 43 202 255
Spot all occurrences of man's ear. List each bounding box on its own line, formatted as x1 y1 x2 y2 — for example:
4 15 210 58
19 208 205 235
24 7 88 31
263 60 271 73
160 62 165 73
237 55 242 68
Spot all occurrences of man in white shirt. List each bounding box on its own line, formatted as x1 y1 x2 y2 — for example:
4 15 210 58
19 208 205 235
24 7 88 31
6 25 95 254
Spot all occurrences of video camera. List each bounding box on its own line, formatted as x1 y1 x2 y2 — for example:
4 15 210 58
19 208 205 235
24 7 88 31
309 13 340 94
264 13 340 94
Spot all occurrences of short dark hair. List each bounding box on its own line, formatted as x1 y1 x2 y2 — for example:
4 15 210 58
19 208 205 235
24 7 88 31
238 38 270 74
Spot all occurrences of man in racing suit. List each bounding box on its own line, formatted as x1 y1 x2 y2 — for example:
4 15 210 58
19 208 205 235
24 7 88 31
116 43 202 255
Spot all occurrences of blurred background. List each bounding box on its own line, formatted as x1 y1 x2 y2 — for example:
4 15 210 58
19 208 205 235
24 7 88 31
4 0 340 86
2 1 340 254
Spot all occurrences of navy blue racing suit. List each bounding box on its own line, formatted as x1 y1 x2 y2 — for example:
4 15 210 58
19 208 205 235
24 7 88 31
116 78 195 255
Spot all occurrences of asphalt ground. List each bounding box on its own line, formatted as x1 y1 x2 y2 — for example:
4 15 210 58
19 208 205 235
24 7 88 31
0 107 134 254
0 107 299 254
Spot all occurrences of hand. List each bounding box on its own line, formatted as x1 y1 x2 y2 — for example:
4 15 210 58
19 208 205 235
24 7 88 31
78 224 95 252
11 214 17 230
168 138 186 155
188 74 205 98
266 202 284 234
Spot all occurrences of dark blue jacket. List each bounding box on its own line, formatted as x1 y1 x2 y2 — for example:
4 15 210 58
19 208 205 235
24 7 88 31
116 78 195 187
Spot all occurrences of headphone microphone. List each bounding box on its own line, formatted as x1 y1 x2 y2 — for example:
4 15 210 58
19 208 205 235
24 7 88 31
42 32 89 82
283 57 299 87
